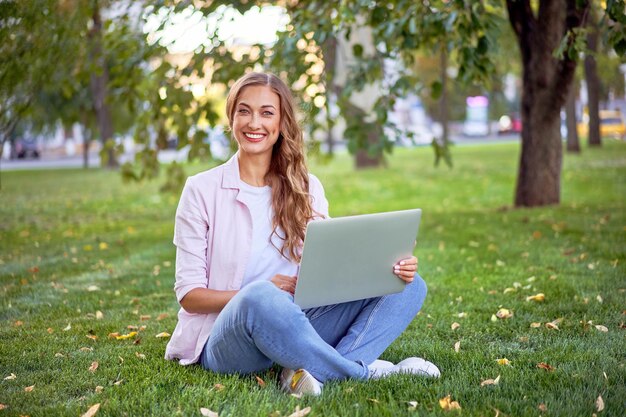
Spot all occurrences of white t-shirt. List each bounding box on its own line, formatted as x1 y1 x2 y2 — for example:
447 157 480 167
237 180 298 287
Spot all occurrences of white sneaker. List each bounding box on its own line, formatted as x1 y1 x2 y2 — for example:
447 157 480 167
368 357 440 379
280 368 323 396
396 357 441 378
367 359 396 378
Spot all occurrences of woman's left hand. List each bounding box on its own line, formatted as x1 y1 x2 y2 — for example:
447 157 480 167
393 256 418 283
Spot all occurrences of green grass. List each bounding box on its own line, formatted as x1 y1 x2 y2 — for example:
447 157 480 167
1 141 625 416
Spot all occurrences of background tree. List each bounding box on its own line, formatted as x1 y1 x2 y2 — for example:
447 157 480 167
584 5 601 147
565 80 581 153
0 0 70 158
506 0 589 207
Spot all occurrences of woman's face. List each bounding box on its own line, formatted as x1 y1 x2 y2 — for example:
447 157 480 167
232 85 281 160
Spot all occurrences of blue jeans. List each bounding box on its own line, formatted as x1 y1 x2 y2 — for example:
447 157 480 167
200 275 427 382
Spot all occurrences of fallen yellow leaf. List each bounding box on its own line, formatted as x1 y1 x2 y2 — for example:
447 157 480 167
454 341 461 352
24 385 35 392
545 318 562 330
538 403 547 412
135 352 146 360
4 373 16 380
139 315 151 321
213 383 225 391
87 285 99 292
596 395 604 412
536 362 555 371
0 404 6 410
95 386 103 393
595 325 608 332
99 242 108 250
86 334 98 341
108 332 120 339
115 332 137 340
200 408 218 417
407 401 418 410
526 293 545 302
96 311 104 320
81 403 101 417
157 313 169 321
496 358 511 366
530 322 542 328
255 375 266 387
496 308 513 319
480 375 500 386
88 361 99 373
287 406 312 417
155 332 171 338
439 395 461 411
451 322 460 330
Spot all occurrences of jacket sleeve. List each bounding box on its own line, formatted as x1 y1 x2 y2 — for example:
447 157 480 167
172 177 210 303
309 173 330 219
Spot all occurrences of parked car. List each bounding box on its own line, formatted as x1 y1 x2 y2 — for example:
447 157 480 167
498 114 522 135
578 110 626 139
14 138 41 159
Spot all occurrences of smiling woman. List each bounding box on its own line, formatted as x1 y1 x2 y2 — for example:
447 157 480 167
164 72 438 397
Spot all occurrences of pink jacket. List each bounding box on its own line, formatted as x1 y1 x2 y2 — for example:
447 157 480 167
164 153 329 364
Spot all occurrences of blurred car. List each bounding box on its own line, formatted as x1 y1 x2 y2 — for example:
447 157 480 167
14 138 41 159
578 110 626 139
498 114 522 135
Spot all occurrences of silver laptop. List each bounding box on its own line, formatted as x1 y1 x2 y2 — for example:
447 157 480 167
294 208 422 309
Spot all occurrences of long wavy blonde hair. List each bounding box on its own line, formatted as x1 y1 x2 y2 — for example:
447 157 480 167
226 72 313 262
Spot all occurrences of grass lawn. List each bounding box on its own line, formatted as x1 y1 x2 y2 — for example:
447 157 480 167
1 141 624 416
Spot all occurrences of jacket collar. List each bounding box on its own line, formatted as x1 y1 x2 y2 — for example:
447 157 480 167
221 151 241 190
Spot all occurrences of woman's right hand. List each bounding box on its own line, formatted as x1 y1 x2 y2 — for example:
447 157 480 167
270 274 297 295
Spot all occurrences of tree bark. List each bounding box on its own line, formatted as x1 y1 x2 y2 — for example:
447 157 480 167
81 112 90 169
584 9 601 147
565 83 580 152
321 35 339 156
88 0 117 168
506 0 588 207
439 45 449 145
335 17 383 168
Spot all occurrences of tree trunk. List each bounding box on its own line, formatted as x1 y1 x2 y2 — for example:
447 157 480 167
584 10 601 147
507 0 588 207
439 45 449 145
81 112 90 169
335 17 383 168
89 0 117 168
321 35 338 156
565 83 580 152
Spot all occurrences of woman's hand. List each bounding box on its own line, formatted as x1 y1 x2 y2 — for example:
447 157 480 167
270 274 297 295
393 256 418 283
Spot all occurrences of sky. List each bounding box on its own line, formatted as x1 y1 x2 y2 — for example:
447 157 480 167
144 4 289 54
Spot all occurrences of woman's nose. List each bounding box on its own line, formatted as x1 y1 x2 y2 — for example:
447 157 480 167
248 113 261 129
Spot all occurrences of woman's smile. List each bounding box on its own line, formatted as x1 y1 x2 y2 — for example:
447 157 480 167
243 132 266 142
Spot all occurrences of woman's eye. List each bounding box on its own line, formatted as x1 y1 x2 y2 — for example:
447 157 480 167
237 108 249 114
263 111 274 116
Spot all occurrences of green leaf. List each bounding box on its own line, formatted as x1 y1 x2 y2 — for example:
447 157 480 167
430 81 443 100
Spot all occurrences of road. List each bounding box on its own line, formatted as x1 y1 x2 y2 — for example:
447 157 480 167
0 134 519 171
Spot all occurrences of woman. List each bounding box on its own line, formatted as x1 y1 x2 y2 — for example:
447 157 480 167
165 72 439 395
